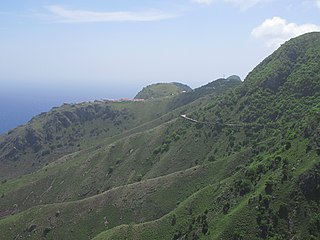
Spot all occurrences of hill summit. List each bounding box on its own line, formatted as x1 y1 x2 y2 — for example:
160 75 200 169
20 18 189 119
134 82 192 100
245 32 320 96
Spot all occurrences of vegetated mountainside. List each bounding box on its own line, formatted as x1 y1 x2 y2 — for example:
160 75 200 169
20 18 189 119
0 78 233 182
95 32 319 240
134 82 192 100
0 32 319 240
167 75 242 111
0 98 176 180
0 78 240 239
0 78 238 205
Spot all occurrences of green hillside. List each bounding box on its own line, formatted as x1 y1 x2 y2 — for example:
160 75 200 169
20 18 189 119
0 32 319 240
0 98 176 180
92 32 320 240
134 82 192 100
167 75 242 111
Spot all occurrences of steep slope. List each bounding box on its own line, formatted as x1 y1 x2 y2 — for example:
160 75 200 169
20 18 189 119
134 82 192 100
0 32 319 240
90 32 320 239
0 98 176 180
0 79 235 182
0 77 240 211
245 32 320 96
167 75 242 111
0 149 250 239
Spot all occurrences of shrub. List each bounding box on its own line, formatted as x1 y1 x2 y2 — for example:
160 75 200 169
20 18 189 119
171 214 177 226
278 205 288 219
223 202 230 214
137 174 143 182
208 156 216 162
265 179 274 195
235 179 252 196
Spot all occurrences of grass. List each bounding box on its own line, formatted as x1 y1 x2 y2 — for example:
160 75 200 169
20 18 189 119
1 32 320 240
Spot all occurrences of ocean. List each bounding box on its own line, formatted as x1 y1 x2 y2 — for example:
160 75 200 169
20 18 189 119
0 82 139 134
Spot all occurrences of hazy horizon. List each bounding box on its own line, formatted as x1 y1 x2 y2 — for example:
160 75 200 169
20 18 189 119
0 75 242 134
1 0 320 133
0 80 146 134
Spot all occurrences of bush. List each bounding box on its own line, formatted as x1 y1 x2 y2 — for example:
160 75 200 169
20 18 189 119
171 214 177 226
208 156 216 162
278 205 288 219
41 149 51 156
153 146 161 154
284 141 292 150
257 163 266 174
223 202 230 214
137 174 143 182
265 179 274 195
235 179 252 196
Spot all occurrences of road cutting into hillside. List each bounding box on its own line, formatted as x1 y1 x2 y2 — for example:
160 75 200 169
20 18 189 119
180 114 274 128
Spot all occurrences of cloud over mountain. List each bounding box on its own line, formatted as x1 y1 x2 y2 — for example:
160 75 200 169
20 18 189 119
252 17 320 48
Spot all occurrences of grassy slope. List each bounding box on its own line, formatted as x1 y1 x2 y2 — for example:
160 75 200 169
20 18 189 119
0 79 244 239
0 32 320 240
0 147 250 239
167 75 242 111
0 100 237 213
0 78 239 212
92 32 320 239
0 78 231 182
93 139 318 240
0 98 174 180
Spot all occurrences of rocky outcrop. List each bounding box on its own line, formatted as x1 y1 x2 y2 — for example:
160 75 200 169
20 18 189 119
0 103 120 164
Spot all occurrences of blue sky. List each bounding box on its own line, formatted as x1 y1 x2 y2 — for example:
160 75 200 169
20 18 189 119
1 0 320 93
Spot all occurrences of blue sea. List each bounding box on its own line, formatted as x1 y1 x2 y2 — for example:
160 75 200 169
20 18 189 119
0 82 140 134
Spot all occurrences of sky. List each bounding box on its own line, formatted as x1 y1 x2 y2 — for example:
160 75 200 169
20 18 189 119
0 0 320 132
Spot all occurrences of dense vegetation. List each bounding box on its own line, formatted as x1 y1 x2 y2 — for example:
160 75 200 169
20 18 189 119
167 75 242 111
0 32 319 240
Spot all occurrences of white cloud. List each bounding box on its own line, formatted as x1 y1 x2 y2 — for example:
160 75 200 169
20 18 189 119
224 0 266 10
46 5 177 23
316 0 320 8
191 0 266 9
252 17 320 48
191 0 214 5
